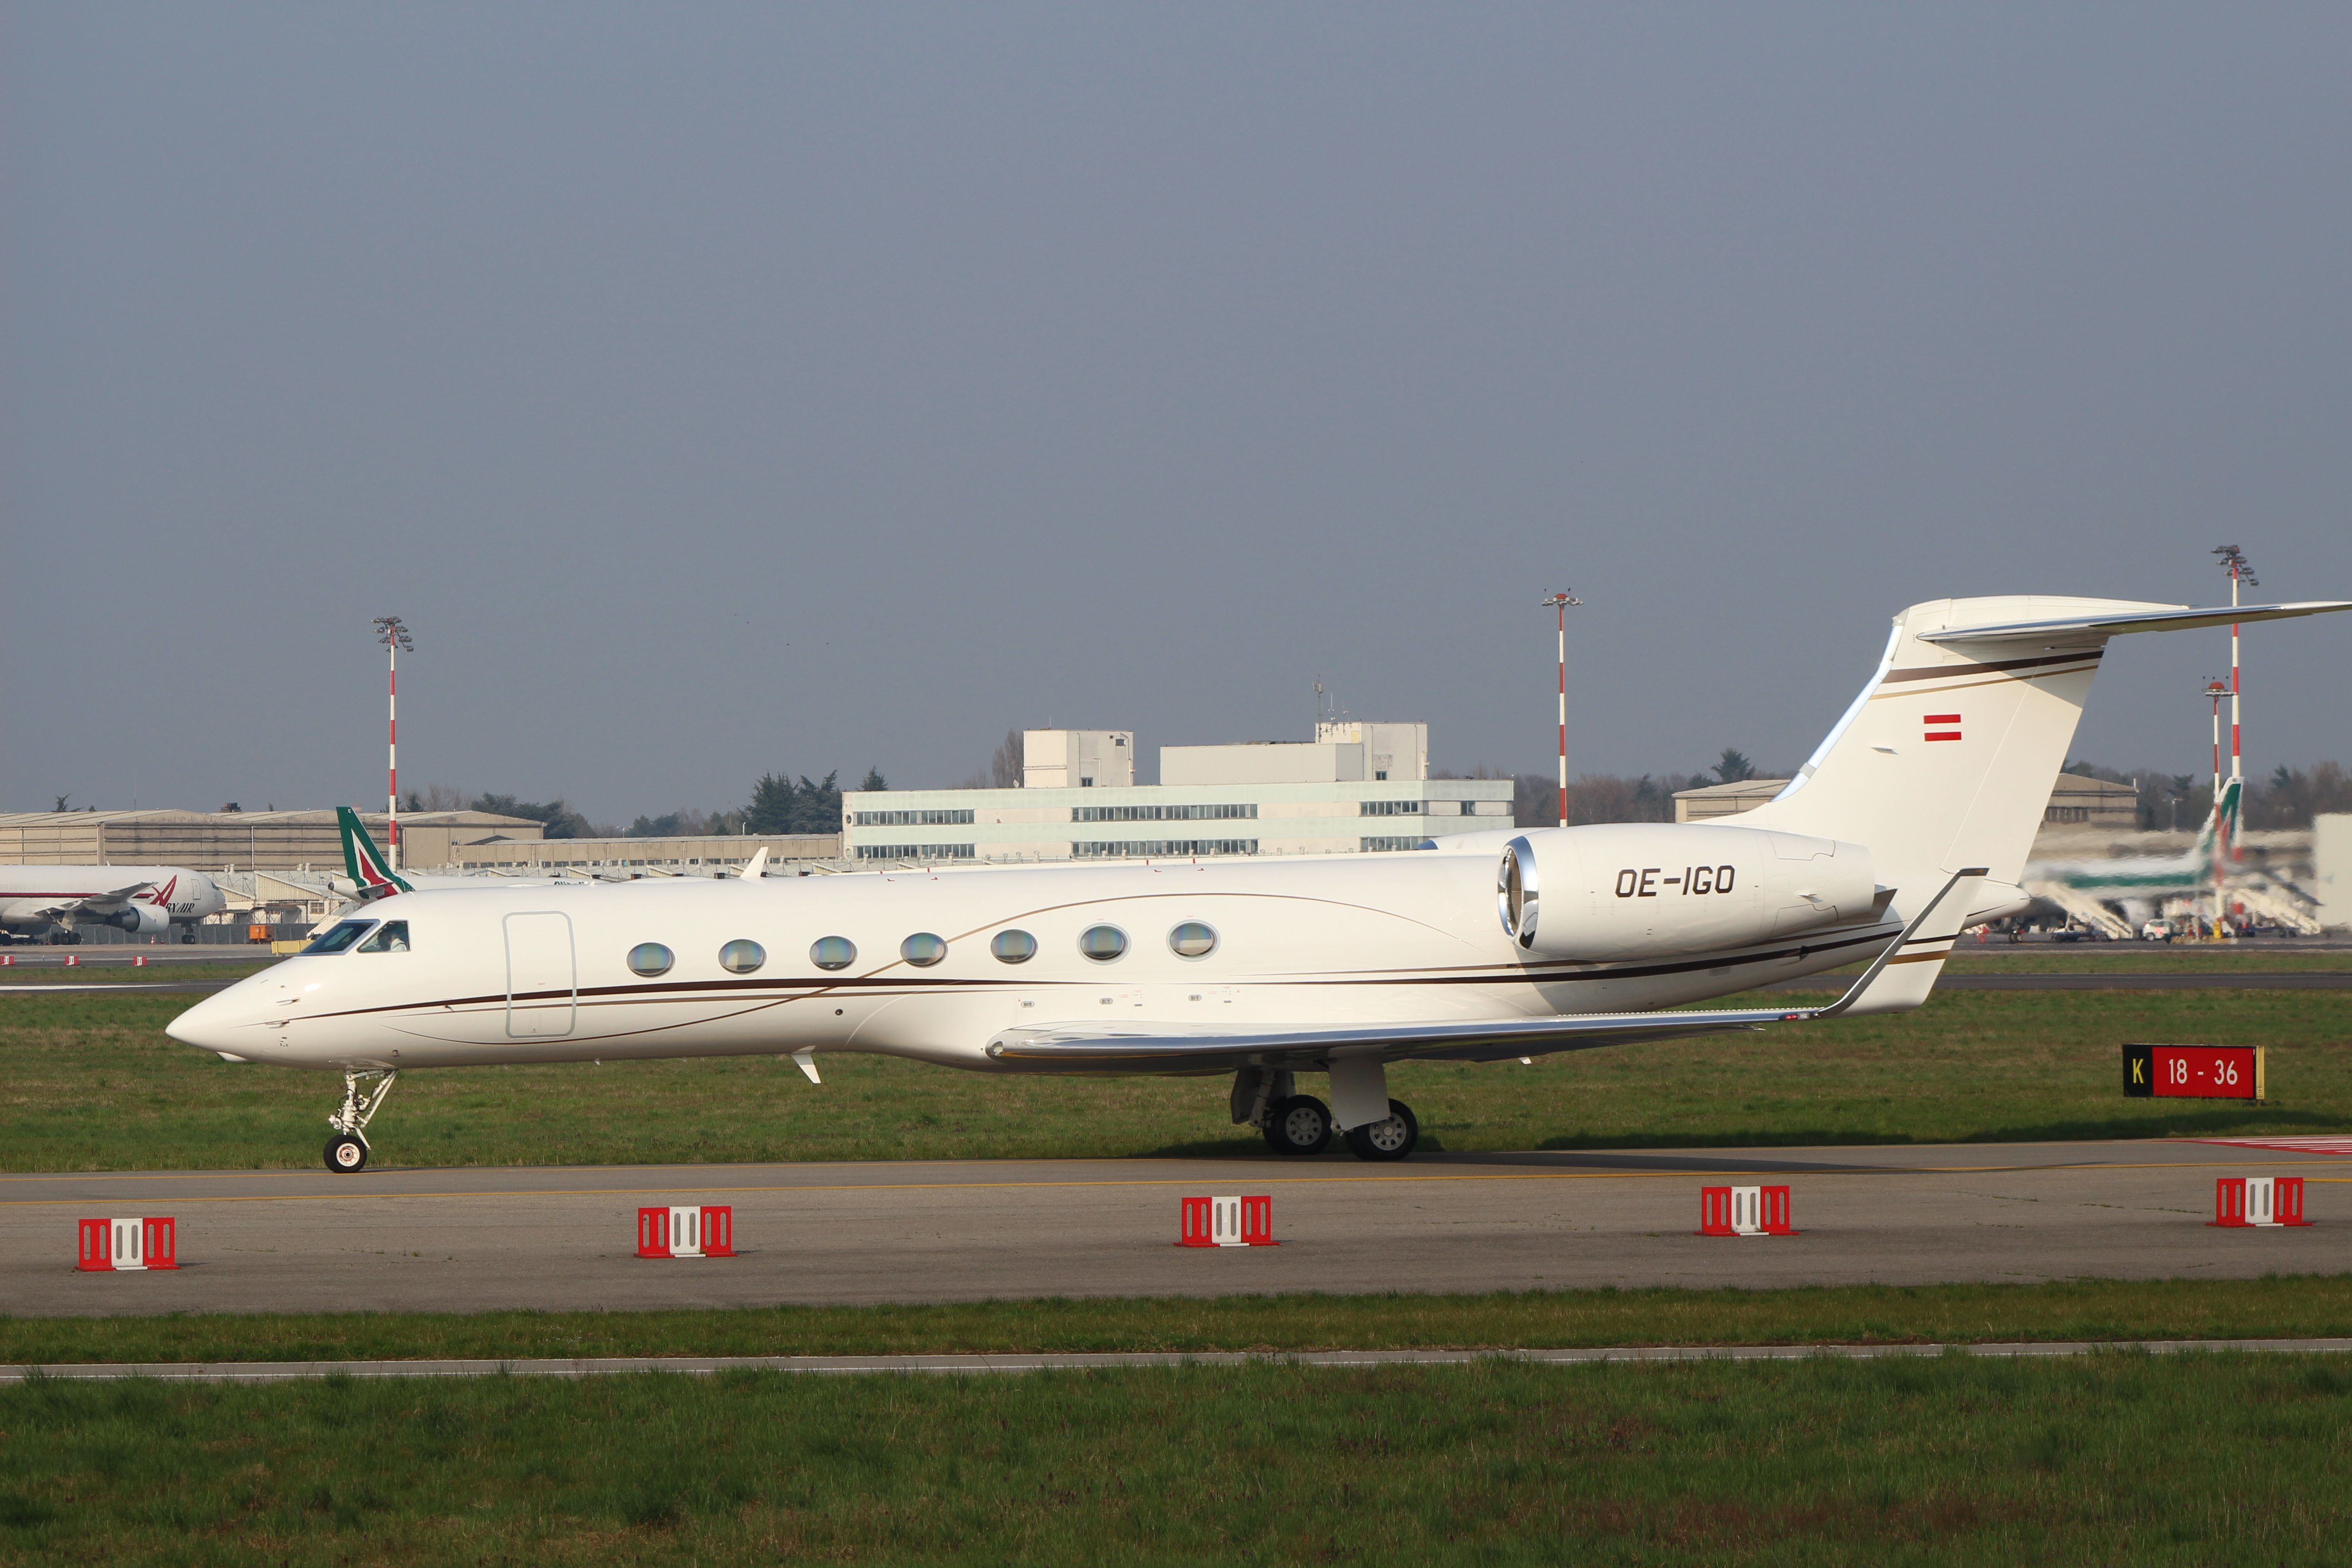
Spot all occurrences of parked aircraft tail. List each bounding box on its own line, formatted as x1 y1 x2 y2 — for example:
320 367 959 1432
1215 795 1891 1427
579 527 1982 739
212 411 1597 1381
337 808 412 899
2202 774 2241 878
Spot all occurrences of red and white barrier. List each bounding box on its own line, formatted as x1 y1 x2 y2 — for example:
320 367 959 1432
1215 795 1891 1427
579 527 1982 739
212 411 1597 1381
636 1205 734 1258
2212 1175 2311 1228
1178 1195 1274 1247
77 1216 178 1271
133 955 148 967
64 955 79 968
1699 1185 1795 1237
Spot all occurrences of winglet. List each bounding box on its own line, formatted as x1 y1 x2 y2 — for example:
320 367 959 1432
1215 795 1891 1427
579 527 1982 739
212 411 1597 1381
337 807 412 898
740 846 769 880
1806 866 1987 1021
790 1047 820 1084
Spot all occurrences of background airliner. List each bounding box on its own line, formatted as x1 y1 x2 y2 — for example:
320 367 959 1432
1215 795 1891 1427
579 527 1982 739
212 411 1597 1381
167 594 2350 1171
0 864 224 944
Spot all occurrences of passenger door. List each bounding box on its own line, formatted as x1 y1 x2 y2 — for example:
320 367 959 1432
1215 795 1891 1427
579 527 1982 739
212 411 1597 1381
504 911 576 1038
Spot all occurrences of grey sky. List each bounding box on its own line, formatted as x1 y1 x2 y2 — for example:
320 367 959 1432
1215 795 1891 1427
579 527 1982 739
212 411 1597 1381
6 4 2347 821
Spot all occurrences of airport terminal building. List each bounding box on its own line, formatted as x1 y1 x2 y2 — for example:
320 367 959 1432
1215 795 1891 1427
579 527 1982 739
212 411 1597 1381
843 726 1513 863
0 808 544 872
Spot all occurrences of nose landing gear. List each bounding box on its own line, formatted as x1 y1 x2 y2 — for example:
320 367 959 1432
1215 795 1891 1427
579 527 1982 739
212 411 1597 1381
323 1069 397 1172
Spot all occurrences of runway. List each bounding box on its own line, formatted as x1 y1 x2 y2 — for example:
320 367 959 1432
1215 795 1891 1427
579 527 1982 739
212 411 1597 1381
5 1140 2346 1317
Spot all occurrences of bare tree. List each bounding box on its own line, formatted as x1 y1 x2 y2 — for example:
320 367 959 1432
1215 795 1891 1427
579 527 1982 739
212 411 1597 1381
990 728 1024 789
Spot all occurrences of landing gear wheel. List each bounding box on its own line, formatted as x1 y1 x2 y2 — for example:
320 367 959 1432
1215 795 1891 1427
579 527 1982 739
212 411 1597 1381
325 1135 368 1173
1262 1094 1333 1157
1344 1099 1419 1162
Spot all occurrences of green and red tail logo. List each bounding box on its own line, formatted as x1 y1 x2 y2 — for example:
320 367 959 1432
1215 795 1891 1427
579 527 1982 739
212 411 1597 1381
338 807 412 897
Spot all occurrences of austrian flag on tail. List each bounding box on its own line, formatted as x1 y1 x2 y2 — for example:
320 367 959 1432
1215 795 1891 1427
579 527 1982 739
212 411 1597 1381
1924 714 1962 742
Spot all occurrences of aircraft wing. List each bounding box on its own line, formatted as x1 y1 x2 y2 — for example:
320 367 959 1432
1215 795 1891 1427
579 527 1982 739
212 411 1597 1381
30 882 155 920
985 1004 1798 1073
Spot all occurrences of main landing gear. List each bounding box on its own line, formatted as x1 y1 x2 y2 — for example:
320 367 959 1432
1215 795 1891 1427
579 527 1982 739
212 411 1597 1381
1233 1065 1421 1161
323 1068 397 1172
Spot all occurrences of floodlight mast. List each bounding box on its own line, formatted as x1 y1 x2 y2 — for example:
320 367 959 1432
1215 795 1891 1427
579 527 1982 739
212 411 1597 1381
1540 592 1581 828
373 616 413 872
2212 545 2256 803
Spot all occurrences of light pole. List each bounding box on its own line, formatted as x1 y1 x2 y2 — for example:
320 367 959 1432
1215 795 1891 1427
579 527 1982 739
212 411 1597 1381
373 616 412 872
2211 546 2256 799
1540 592 1582 827
2203 679 2228 810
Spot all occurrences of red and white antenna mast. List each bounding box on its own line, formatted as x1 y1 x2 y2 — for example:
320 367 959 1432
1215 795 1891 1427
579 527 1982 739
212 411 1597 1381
2211 545 2255 801
1539 591 1581 827
372 616 412 872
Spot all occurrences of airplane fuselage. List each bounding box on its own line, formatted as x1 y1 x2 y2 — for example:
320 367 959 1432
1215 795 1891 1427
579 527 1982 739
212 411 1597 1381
167 847 1890 1074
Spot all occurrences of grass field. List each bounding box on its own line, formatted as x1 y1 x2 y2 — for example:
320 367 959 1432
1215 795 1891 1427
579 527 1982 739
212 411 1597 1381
7 1277 2352 1366
3 978 2347 1171
5 1352 2349 1565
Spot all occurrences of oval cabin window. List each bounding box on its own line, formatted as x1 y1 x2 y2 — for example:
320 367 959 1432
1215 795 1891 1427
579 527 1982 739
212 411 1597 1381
718 939 765 975
1168 921 1217 959
901 932 948 967
628 942 674 977
991 929 1038 964
1078 925 1128 962
809 936 857 971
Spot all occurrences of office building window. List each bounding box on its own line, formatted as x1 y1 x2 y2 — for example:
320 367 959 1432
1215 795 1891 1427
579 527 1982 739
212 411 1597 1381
1072 803 1256 823
1361 836 1428 853
853 844 977 860
1073 839 1257 858
853 808 976 827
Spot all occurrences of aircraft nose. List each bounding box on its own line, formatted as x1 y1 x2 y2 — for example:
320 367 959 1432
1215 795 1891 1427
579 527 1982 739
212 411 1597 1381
167 988 262 1059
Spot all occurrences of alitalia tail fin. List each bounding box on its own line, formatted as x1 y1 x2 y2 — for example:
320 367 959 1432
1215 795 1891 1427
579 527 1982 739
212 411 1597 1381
338 807 412 898
2197 776 2242 876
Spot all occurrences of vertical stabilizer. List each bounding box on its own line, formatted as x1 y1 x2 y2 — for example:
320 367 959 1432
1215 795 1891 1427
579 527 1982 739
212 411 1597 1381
338 807 412 897
1740 597 2175 924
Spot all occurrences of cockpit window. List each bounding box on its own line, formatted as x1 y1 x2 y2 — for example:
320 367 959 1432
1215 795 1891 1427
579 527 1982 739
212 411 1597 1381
356 921 411 953
303 920 376 955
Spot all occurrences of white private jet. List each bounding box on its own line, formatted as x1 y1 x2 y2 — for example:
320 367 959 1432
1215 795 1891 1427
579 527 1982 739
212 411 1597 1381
167 594 2351 1172
1 865 225 944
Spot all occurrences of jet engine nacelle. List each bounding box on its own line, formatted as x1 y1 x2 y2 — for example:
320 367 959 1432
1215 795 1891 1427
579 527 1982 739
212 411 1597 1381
103 903 172 936
1498 824 1880 961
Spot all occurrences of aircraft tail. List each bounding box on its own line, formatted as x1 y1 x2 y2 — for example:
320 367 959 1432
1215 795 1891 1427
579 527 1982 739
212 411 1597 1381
2199 775 2242 878
1741 595 2347 976
338 807 412 898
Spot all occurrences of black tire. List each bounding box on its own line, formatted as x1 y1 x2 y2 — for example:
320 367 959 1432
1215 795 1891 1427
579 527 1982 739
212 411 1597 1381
1262 1094 1332 1157
1343 1099 1419 1161
325 1135 368 1173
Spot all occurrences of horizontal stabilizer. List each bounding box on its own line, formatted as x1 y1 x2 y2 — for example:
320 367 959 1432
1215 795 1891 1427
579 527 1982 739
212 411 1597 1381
1919 601 2352 649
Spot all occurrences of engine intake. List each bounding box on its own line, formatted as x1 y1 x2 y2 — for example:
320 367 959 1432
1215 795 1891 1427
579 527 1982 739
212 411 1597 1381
1498 823 1878 961
103 903 172 936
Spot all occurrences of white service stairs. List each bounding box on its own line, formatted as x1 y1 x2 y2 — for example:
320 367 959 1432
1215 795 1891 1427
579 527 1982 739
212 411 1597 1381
2023 880 2136 941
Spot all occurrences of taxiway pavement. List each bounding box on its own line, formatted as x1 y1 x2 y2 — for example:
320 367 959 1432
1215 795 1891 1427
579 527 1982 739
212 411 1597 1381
5 1140 2346 1317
